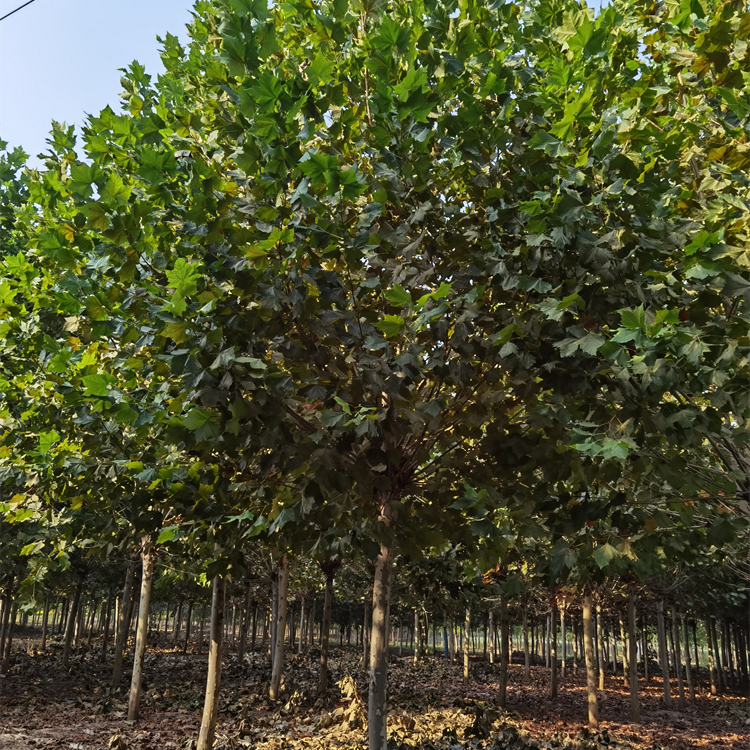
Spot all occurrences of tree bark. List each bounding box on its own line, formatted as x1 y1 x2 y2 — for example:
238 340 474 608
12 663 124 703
710 618 724 692
269 553 289 700
627 590 640 723
706 617 718 695
463 608 470 680
238 576 252 663
40 592 50 652
317 564 335 696
62 581 84 669
619 612 629 687
100 589 113 661
583 594 599 729
498 596 509 707
368 539 393 750
128 539 155 721
681 614 695 703
550 604 558 698
183 600 194 653
522 603 530 678
671 608 685 709
657 601 672 707
112 561 137 690
197 575 226 750
595 601 605 691
560 608 566 679
298 597 307 656
362 598 370 663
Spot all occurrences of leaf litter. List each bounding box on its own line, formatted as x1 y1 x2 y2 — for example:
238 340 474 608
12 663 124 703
0 636 747 750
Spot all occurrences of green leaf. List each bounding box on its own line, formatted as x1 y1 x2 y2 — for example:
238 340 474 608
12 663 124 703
592 543 618 569
166 258 201 297
156 526 178 544
38 430 61 454
385 285 412 307
185 408 213 430
374 315 405 338
100 173 132 207
307 52 334 88
82 373 114 397
620 306 646 330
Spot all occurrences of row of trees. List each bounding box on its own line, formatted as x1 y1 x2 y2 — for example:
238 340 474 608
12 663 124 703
1 0 749 747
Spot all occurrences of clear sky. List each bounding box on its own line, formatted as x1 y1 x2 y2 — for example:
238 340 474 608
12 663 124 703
0 0 194 163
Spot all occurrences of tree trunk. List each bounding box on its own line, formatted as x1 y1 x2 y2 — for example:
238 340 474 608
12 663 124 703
681 614 695 703
101 589 113 661
619 612 629 687
252 606 258 651
463 608 470 680
184 601 194 653
642 615 649 682
595 601 605 691
498 596 509 707
550 604 558 699
62 581 84 669
368 539 393 750
0 594 18 674
671 608 685 709
583 594 599 729
627 590 640 722
657 601 672 707
197 576 226 750
560 608 566 679
572 613 579 674
318 565 334 696
710 618 724 692
298 598 307 656
128 539 155 721
523 603 530 678
706 617 718 695
488 609 495 665
112 561 137 689
40 593 50 652
270 554 289 700
362 599 370 663
238 577 252 663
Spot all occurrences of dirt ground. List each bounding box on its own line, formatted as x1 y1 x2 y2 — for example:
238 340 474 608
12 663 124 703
0 628 748 750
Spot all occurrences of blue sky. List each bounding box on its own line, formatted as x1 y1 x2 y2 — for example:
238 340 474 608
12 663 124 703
0 0 193 163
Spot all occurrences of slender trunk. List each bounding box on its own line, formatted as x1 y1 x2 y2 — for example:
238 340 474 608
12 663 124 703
710 619 724 692
706 618 718 695
368 539 393 750
0 593 18 674
112 561 137 689
550 604 558 698
498 596 509 707
488 609 495 665
560 608 566 679
463 608 470 681
619 612 629 687
173 601 183 642
318 567 334 696
583 594 599 729
128 539 155 721
199 607 206 651
657 601 672 707
523 604 530 678
627 590 640 723
251 606 258 651
572 614 579 673
610 620 617 675
642 615 649 683
183 601 194 653
100 589 113 661
298 598 306 656
362 599 370 663
238 578 252 663
40 593 50 652
595 601 605 691
62 582 83 668
671 608 685 709
691 621 699 680
270 554 289 700
197 576 226 750
681 614 695 703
